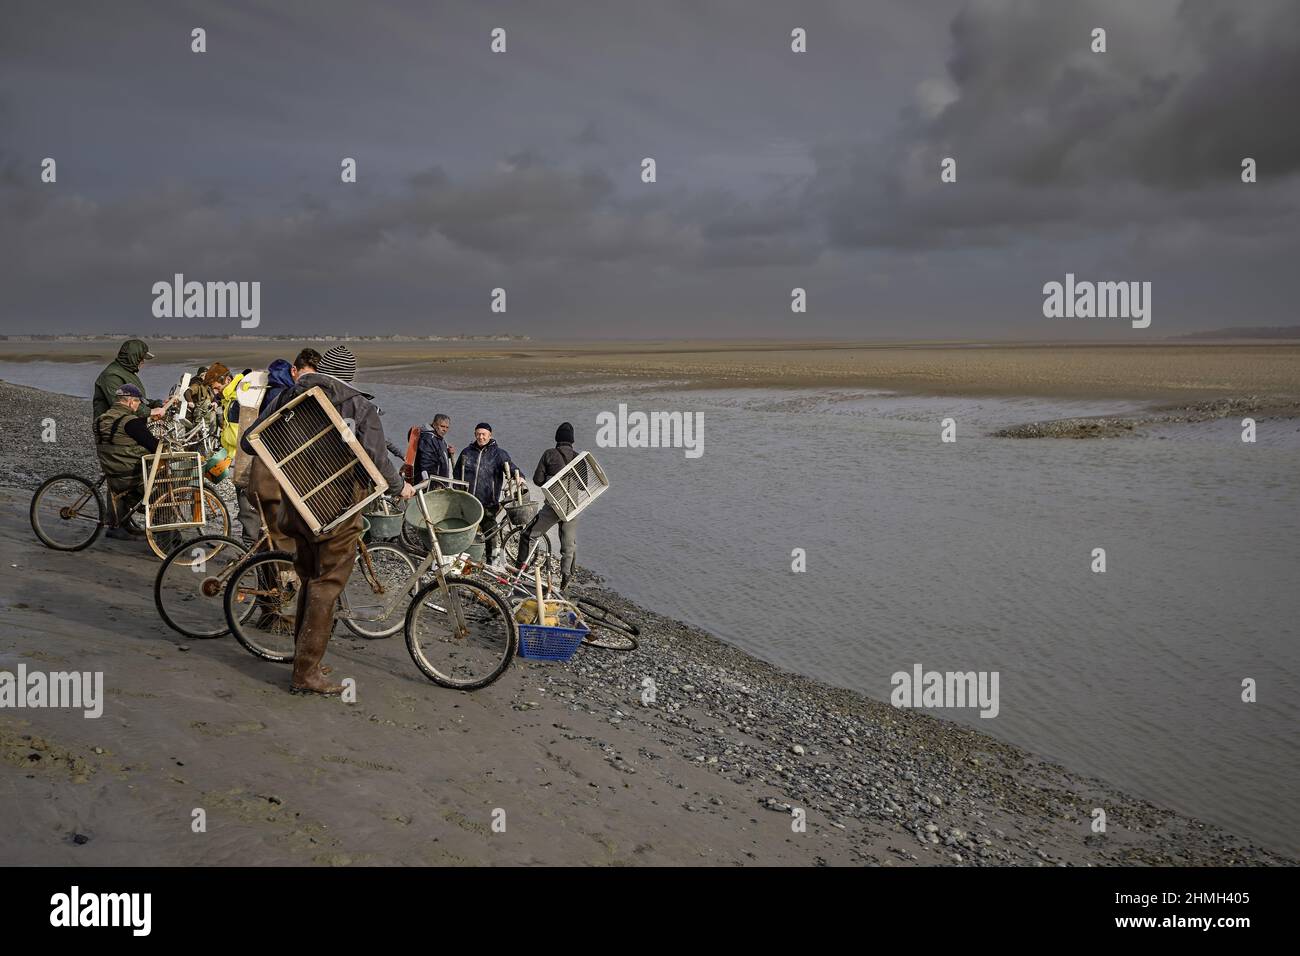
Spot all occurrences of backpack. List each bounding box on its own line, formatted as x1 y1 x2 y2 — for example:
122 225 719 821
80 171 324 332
401 425 421 481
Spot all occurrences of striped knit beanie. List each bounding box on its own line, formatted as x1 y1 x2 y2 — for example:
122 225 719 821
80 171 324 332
316 345 357 382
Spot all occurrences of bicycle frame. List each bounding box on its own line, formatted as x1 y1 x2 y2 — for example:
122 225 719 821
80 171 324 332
335 479 471 632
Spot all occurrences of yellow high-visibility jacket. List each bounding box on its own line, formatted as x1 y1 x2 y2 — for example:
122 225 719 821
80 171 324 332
220 373 245 463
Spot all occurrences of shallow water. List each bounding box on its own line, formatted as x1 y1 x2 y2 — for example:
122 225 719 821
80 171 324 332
5 359 1298 855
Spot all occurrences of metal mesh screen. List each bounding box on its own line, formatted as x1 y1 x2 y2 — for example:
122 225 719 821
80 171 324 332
252 390 381 533
541 451 609 522
142 451 206 531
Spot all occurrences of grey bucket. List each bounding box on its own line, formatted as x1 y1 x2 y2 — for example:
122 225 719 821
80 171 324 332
404 489 483 555
503 500 540 527
364 510 404 542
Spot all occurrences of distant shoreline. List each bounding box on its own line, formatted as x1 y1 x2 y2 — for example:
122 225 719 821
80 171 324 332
3 339 1299 404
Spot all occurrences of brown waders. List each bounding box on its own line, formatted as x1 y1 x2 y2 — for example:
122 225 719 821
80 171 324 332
277 504 362 696
248 457 292 551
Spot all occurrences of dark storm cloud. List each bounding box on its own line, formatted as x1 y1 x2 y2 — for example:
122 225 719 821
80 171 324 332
0 0 1297 336
808 0 1300 253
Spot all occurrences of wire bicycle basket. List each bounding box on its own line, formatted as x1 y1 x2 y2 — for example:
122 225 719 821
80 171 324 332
141 450 207 531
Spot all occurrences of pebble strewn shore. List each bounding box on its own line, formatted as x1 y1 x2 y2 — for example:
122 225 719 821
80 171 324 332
3 378 1292 865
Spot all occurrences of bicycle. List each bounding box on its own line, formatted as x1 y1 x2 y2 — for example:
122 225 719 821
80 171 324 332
30 471 230 561
467 544 640 652
402 468 552 571
155 493 420 641
486 468 554 570
224 480 518 690
31 398 232 560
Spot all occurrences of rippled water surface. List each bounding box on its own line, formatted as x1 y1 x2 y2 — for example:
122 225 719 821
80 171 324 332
5 360 1298 855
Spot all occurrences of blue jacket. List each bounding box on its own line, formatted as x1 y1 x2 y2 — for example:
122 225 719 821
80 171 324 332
264 359 295 408
414 428 451 481
239 359 297 457
455 439 521 509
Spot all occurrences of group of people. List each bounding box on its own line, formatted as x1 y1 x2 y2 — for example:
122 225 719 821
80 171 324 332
90 339 583 698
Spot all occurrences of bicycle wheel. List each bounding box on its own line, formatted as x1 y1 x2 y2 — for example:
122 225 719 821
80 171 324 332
503 526 550 569
145 486 232 560
341 543 417 639
575 597 640 651
154 534 250 639
225 551 299 663
400 519 431 558
405 576 516 690
30 474 105 551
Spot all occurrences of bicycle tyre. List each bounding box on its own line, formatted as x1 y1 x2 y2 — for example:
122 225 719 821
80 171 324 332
400 519 430 558
30 473 105 552
575 597 640 651
404 576 517 690
145 485 232 560
224 550 299 663
503 526 550 569
154 534 249 639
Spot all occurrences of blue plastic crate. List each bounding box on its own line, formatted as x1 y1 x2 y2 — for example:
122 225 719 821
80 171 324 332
517 622 589 662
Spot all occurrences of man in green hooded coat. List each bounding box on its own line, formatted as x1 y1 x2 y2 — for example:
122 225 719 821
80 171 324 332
92 339 166 420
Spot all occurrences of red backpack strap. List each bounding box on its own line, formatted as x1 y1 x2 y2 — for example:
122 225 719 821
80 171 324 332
402 425 421 480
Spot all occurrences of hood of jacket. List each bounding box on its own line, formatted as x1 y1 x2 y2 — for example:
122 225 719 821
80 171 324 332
116 339 151 373
267 359 295 391
221 371 245 402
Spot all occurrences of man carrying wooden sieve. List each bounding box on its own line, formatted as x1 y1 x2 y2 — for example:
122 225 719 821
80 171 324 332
247 345 415 696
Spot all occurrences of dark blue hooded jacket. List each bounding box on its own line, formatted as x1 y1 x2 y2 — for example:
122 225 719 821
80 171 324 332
238 359 297 457
455 439 521 510
414 427 451 481
263 359 295 409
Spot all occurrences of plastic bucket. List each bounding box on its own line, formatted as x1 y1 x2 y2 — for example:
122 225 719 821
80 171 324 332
405 489 483 555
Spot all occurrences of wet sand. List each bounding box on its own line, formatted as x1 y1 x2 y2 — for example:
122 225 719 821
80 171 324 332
4 340 1300 402
0 379 1292 866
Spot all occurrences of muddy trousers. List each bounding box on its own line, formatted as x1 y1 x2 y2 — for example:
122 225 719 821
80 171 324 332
247 458 292 552
278 508 362 688
519 504 576 583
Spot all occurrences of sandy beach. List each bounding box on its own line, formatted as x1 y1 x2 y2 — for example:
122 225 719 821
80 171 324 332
0 379 1292 866
5 339 1300 403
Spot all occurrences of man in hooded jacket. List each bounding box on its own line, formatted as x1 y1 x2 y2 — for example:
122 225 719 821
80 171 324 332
241 346 413 696
516 422 581 589
239 350 319 551
92 339 166 420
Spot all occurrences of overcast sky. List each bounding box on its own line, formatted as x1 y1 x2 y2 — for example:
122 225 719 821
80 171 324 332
1 0 1297 339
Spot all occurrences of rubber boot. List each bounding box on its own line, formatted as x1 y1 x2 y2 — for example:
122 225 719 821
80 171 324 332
289 584 344 695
